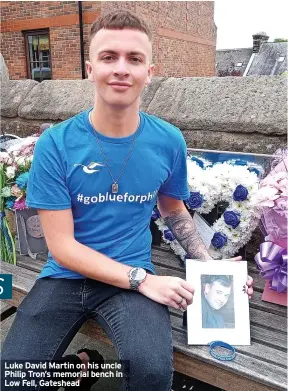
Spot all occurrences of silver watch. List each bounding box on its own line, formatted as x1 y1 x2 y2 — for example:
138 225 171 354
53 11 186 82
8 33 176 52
128 267 147 291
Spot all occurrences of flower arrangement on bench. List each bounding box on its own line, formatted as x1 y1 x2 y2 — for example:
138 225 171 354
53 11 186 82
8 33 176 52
254 149 287 295
0 128 46 263
153 156 263 260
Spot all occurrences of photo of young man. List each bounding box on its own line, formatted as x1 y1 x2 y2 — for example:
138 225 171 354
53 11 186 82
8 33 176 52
201 275 235 329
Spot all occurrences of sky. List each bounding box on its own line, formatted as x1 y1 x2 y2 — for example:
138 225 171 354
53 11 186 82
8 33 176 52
214 0 288 49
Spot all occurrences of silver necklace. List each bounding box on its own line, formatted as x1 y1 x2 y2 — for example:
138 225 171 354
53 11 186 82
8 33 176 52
89 111 139 194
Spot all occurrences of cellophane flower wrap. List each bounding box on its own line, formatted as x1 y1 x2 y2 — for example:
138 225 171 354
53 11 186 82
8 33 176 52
0 134 41 263
254 149 288 293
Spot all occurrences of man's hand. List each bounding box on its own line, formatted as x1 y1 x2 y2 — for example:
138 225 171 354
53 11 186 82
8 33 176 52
219 256 254 299
138 274 194 311
246 275 254 299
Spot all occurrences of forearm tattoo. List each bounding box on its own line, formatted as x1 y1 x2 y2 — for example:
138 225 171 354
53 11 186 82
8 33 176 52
164 209 210 260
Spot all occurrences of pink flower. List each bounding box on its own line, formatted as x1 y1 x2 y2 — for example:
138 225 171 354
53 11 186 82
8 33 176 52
261 172 288 191
261 176 277 188
256 186 280 207
11 184 24 199
0 152 13 165
274 197 288 217
13 198 27 210
278 178 288 196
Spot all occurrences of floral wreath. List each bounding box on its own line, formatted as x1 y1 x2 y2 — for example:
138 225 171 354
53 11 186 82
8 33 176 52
153 157 262 260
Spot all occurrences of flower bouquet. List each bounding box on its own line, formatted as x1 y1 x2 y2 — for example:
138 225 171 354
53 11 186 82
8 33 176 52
153 155 263 261
254 149 287 303
0 135 39 263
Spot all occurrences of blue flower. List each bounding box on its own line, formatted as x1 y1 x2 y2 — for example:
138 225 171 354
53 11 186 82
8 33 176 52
151 208 161 220
5 197 17 209
211 232 228 249
186 192 203 209
248 167 260 176
164 229 175 241
190 157 204 168
16 172 30 190
234 159 248 166
233 185 248 201
224 211 240 229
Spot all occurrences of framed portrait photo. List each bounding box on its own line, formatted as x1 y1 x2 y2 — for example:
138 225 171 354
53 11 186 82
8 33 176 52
186 259 250 345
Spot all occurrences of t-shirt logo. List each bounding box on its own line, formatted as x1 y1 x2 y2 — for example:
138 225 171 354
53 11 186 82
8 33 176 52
74 162 105 174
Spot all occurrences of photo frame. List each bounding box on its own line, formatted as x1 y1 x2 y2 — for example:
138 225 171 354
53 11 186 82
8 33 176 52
187 148 273 178
15 208 48 258
186 259 250 345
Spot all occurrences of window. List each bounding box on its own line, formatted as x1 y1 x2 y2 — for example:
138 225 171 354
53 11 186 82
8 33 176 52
24 30 52 82
236 62 243 67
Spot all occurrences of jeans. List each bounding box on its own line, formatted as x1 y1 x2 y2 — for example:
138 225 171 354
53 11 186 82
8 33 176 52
1 276 174 391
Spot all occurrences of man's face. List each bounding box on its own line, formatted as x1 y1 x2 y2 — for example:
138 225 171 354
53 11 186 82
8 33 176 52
86 28 154 109
204 281 231 310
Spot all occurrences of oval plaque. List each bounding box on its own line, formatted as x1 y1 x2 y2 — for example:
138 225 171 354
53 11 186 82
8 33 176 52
26 215 44 238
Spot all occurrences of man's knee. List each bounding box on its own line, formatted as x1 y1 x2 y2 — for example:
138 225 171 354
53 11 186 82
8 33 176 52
128 354 173 390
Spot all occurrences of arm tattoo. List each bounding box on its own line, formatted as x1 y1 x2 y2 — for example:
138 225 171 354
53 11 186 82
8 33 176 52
164 209 210 260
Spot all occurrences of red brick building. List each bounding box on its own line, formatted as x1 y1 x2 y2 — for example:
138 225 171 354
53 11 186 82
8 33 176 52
1 1 216 81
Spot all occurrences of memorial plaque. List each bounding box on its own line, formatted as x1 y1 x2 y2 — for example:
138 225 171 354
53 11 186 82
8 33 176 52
15 209 48 258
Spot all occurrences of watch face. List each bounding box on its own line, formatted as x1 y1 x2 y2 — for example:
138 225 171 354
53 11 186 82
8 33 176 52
134 268 146 281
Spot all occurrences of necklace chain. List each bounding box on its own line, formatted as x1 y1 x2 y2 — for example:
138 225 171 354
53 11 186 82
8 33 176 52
89 111 139 193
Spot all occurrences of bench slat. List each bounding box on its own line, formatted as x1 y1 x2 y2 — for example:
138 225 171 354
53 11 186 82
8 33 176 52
250 325 287 352
249 307 287 334
247 290 287 317
1 262 38 294
16 256 45 273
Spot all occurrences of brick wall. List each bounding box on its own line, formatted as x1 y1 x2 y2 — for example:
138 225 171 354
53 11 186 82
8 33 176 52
0 1 101 80
1 1 216 80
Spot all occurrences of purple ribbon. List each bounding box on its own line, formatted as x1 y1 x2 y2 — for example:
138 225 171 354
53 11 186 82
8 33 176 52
255 242 287 293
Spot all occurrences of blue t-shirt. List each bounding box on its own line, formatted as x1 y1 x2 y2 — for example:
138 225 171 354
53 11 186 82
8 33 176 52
26 108 190 279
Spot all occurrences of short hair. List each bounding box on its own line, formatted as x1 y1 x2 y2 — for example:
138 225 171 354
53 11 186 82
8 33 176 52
204 275 233 288
89 10 153 47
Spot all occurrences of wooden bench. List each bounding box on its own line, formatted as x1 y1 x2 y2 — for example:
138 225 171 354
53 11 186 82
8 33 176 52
1 246 287 391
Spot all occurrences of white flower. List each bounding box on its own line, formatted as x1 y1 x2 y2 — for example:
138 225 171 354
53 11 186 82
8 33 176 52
15 155 33 166
6 166 17 179
1 186 11 197
0 152 13 165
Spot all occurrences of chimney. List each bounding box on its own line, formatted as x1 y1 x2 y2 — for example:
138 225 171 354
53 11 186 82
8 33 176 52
252 32 269 53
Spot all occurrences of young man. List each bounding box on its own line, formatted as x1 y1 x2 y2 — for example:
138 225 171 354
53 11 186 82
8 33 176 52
2 10 253 391
202 275 233 328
